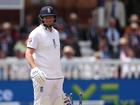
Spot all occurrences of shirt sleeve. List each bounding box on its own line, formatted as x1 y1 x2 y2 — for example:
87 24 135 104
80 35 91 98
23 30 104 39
27 31 39 49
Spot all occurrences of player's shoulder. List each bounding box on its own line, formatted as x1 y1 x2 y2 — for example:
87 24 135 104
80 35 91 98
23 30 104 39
52 27 59 34
29 25 42 37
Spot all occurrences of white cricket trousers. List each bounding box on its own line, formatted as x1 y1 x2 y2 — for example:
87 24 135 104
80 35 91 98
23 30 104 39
32 78 64 105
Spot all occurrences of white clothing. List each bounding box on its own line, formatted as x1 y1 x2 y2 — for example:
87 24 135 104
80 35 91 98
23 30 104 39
32 78 64 105
27 24 64 78
27 24 65 105
106 28 120 46
105 0 126 28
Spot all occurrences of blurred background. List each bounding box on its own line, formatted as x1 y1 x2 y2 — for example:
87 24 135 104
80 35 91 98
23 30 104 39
0 0 140 105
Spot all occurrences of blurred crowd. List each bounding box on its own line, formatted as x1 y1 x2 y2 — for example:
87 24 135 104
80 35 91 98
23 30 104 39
0 0 140 61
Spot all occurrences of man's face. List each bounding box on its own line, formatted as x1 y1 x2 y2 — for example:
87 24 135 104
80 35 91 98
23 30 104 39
42 16 55 26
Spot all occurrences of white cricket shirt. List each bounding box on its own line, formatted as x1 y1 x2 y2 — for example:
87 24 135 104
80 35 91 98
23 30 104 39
27 24 64 78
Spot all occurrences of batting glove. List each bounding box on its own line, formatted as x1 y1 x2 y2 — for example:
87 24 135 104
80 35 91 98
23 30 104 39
30 67 46 85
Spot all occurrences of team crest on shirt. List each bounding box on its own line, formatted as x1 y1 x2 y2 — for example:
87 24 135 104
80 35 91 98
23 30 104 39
27 38 32 44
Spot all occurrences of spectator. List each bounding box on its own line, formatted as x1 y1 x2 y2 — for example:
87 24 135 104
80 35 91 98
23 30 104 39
124 22 140 58
105 0 126 28
0 34 13 56
0 49 6 59
105 17 120 58
63 35 81 57
20 14 38 35
14 35 26 59
61 45 79 79
119 37 129 60
98 38 111 59
91 0 105 28
66 13 80 40
128 14 140 24
0 22 19 56
57 23 69 44
87 17 100 51
120 47 138 79
1 22 19 43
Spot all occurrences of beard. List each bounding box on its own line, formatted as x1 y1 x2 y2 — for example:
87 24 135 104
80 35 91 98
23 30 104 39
43 23 54 29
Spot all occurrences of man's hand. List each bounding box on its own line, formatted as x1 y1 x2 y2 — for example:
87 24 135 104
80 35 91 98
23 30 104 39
30 67 46 85
63 94 72 105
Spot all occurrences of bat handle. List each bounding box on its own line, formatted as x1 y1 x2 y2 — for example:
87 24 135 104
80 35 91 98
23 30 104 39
79 92 83 105
70 93 73 105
